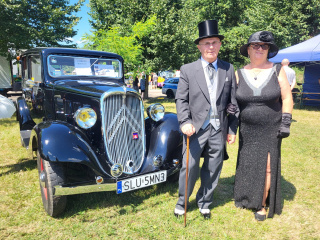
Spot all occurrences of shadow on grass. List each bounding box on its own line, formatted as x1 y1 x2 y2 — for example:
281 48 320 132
62 179 179 218
144 97 174 104
60 174 296 218
0 158 36 177
281 176 297 202
188 175 296 212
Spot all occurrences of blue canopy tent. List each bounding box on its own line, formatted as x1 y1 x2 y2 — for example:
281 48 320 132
271 34 320 106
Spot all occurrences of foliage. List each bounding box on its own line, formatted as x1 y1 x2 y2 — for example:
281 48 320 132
242 0 320 48
83 16 156 72
0 100 320 239
0 0 84 57
88 0 320 72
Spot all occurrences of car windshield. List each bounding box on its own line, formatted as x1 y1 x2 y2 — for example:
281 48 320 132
159 71 174 78
47 55 122 79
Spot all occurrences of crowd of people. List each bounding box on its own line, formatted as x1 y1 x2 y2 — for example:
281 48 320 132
174 20 293 222
130 73 158 100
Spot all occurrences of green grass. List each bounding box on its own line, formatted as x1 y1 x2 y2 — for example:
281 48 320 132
292 66 304 85
1 98 319 239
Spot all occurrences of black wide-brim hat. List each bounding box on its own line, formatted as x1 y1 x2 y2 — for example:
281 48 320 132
240 31 279 59
194 20 224 44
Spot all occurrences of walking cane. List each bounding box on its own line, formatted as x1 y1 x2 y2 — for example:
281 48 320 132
184 135 190 227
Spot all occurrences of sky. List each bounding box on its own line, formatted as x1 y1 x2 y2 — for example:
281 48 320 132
69 0 92 47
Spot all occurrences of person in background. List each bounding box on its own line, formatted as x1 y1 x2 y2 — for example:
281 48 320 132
174 19 239 220
153 73 158 89
234 31 293 221
133 76 139 92
281 58 296 90
149 74 153 89
139 77 146 100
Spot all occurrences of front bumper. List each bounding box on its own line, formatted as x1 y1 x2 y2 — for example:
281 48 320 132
54 182 117 196
53 168 180 196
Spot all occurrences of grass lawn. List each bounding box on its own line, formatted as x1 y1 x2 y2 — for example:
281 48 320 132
0 97 319 239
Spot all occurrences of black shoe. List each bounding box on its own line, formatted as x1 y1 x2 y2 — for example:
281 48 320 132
254 211 266 221
199 208 211 220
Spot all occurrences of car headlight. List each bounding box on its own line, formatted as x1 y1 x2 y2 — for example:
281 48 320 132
74 107 97 129
147 103 165 122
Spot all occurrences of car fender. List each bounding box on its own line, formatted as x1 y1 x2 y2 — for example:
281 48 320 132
141 113 183 173
30 121 111 177
16 97 36 131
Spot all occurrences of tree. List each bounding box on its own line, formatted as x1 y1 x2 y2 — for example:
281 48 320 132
87 0 320 70
83 16 156 73
242 0 320 47
0 0 84 56
89 0 150 31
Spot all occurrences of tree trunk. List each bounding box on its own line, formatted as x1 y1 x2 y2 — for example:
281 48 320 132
145 74 149 99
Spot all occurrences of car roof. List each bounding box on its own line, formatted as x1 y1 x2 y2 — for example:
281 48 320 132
21 47 123 61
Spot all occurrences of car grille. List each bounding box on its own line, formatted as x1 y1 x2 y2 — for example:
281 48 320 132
101 87 145 174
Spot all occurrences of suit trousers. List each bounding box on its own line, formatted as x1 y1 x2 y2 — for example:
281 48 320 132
176 124 224 210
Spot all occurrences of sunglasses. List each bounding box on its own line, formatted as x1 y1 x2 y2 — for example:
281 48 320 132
250 43 270 50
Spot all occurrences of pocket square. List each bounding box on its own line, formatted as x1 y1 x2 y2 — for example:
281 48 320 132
225 77 229 82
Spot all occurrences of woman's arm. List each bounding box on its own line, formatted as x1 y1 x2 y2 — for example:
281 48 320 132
278 67 293 113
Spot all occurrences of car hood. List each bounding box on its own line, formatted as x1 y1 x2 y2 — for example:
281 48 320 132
53 79 130 97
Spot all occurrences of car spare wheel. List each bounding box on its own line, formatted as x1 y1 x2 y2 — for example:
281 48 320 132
37 151 67 217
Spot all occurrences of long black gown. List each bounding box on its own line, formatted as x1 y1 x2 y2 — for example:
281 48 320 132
234 64 283 218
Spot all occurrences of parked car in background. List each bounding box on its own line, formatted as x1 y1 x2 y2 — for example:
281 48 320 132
162 77 179 99
0 55 21 96
157 70 175 88
16 48 183 217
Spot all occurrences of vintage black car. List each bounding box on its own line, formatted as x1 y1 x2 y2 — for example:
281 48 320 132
16 48 182 217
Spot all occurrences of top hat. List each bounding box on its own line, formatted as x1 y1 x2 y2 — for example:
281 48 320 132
194 20 224 44
240 31 279 59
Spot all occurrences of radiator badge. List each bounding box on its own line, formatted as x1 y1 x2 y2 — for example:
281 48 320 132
132 132 139 140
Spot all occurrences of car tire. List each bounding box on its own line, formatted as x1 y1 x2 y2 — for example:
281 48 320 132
166 90 175 99
37 151 67 217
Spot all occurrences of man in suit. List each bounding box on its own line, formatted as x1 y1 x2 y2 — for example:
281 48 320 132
174 20 239 219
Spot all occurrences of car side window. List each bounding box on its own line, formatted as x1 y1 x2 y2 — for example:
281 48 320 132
22 56 28 80
30 55 42 83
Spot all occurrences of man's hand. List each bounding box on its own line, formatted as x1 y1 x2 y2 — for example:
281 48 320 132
227 134 236 144
181 123 196 137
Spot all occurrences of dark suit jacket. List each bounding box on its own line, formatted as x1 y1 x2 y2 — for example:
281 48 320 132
175 58 239 145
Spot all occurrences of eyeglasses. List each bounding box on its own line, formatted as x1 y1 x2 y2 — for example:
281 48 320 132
250 43 270 50
198 41 221 47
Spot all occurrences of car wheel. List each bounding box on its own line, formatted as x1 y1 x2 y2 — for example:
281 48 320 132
166 90 175 99
167 170 180 182
37 151 67 217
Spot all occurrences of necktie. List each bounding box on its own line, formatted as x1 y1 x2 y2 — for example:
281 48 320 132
208 63 216 84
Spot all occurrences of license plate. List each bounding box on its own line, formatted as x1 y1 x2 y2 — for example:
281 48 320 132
116 171 167 194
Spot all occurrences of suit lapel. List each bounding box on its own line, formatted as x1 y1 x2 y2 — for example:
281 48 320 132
216 59 226 99
194 59 210 103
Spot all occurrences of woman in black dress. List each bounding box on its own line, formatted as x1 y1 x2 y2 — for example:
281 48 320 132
234 31 293 221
